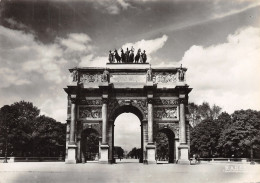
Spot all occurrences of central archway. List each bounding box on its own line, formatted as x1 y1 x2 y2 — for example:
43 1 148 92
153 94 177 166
108 105 145 164
114 113 141 163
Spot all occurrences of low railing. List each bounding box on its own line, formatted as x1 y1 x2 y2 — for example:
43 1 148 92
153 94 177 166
0 156 65 163
190 158 260 164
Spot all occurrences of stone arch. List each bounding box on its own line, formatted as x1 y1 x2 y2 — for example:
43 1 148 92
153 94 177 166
108 99 147 121
155 128 175 163
108 104 144 163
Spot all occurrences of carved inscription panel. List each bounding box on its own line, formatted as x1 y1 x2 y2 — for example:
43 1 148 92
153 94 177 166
110 73 146 83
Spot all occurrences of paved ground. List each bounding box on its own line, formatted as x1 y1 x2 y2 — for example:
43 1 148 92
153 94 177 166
0 160 259 183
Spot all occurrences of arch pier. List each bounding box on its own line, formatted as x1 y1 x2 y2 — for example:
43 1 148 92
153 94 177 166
64 63 192 164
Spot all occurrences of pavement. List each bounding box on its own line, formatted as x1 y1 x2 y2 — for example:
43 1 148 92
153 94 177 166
0 160 259 183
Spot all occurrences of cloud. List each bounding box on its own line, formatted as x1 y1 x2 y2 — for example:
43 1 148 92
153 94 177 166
212 0 260 19
121 35 168 64
92 0 131 14
181 26 260 113
0 25 95 122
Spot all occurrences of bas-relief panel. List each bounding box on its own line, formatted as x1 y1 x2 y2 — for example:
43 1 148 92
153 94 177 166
154 107 178 119
152 72 177 83
79 73 103 83
78 106 102 119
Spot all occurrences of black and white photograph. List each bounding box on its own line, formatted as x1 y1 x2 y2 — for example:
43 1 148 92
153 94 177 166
0 0 260 182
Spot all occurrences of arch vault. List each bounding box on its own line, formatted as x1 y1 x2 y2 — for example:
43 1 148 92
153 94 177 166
64 63 192 164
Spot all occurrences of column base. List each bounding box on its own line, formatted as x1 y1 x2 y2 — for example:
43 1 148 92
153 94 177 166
146 144 156 164
65 144 77 164
178 144 190 165
99 144 109 164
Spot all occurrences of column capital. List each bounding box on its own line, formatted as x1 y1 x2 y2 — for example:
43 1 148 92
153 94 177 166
102 94 109 104
71 94 77 104
102 98 108 104
179 98 187 104
147 98 153 104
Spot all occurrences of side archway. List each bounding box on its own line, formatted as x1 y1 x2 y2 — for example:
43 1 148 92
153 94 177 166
155 128 175 163
81 128 100 162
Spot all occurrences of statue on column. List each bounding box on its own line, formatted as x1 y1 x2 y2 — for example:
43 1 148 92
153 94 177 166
108 50 114 63
102 68 109 82
178 64 185 81
71 69 78 82
114 49 121 63
141 50 147 63
129 47 134 63
135 49 141 63
121 49 126 63
147 65 152 82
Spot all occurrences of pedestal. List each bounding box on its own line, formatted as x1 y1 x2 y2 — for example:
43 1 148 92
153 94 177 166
99 144 109 164
178 144 190 164
146 144 156 164
66 144 77 164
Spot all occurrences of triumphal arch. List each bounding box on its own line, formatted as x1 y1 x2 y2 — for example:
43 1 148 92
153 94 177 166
64 62 192 164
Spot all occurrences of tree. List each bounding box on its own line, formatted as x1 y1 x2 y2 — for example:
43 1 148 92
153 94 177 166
190 119 221 157
218 110 260 158
114 146 124 159
188 102 222 127
0 105 17 162
0 101 66 157
128 147 141 159
188 102 201 127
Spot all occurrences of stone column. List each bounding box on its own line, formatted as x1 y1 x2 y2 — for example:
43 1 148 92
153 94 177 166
102 99 108 144
178 97 189 164
69 102 76 144
99 97 109 163
146 98 156 164
66 95 77 164
148 99 153 144
180 99 186 144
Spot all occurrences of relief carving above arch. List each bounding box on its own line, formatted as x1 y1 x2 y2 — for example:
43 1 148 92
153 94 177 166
108 99 148 120
156 123 180 139
82 123 101 136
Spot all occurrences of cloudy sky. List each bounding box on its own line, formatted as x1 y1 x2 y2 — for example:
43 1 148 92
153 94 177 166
0 0 260 150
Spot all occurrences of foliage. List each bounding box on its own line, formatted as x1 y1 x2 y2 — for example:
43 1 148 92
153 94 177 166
190 109 260 159
190 119 221 157
218 110 260 158
188 102 222 127
83 132 99 160
0 101 66 157
127 147 141 159
156 132 169 161
114 146 124 159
